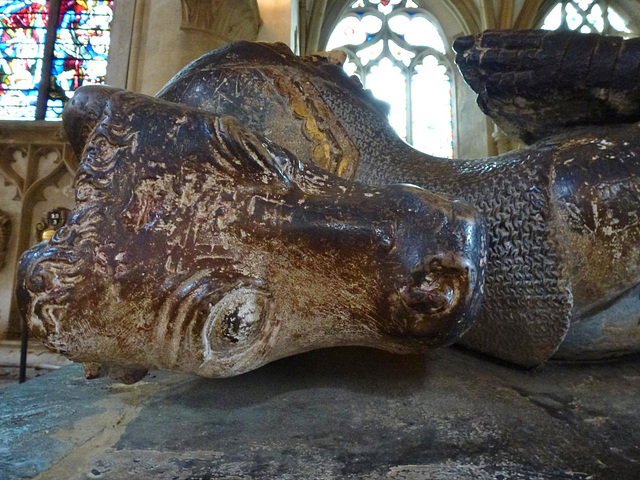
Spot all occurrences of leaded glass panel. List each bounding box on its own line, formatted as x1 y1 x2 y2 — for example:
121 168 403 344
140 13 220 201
327 0 454 158
0 0 49 120
541 0 632 35
47 0 113 118
0 0 114 120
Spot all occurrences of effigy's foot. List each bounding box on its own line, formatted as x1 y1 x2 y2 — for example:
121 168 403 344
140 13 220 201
454 29 640 144
15 87 485 380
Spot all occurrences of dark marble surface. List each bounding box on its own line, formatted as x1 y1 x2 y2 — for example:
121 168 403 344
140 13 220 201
1 347 639 479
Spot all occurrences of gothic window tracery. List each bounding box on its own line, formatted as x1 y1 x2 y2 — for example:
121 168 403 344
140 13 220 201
541 0 633 35
0 0 114 121
326 0 454 158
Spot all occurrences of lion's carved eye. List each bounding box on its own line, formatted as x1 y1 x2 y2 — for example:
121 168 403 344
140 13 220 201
202 287 271 357
216 303 260 344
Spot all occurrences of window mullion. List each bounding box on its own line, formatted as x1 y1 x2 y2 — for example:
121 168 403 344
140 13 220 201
405 68 413 145
35 0 63 120
601 1 611 35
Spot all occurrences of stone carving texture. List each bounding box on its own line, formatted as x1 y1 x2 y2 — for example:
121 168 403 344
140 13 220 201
156 35 640 365
16 86 485 380
16 31 640 376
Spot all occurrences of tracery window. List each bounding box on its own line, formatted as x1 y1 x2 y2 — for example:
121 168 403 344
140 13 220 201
541 0 632 35
326 0 454 158
0 0 114 121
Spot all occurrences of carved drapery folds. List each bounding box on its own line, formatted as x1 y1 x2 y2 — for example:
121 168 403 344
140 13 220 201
180 0 261 42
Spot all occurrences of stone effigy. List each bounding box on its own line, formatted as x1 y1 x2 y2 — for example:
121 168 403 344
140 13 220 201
16 29 640 379
455 30 640 144
153 30 640 365
16 88 485 381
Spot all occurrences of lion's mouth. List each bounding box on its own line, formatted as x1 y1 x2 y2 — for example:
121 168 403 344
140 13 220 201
30 300 67 338
388 252 479 347
16 218 94 343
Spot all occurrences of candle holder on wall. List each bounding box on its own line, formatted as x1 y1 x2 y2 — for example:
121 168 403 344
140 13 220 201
36 208 70 243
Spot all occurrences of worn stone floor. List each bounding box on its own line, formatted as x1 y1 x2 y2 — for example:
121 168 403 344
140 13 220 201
1 346 639 480
0 341 71 390
0 340 71 390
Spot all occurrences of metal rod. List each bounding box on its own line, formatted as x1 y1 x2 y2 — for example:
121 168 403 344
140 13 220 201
18 312 28 383
35 0 63 120
3 363 61 371
405 67 412 146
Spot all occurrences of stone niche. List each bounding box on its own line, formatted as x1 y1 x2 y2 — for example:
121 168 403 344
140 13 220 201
0 122 77 338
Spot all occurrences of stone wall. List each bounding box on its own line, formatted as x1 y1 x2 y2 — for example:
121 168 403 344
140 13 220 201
0 123 77 338
126 0 262 95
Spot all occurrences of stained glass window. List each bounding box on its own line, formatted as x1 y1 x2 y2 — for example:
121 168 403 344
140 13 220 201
1 0 114 121
326 0 454 158
541 0 633 36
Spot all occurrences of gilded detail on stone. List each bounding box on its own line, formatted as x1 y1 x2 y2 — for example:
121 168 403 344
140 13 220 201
15 31 640 382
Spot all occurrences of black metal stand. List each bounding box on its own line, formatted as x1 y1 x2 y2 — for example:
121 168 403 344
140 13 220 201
19 313 28 383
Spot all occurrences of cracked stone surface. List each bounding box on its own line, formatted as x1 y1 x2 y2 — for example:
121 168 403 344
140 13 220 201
1 347 639 479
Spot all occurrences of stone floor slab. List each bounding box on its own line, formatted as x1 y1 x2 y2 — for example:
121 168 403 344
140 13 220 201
1 347 639 479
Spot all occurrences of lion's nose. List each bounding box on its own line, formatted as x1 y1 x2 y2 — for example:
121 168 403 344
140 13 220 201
15 243 47 320
400 257 461 316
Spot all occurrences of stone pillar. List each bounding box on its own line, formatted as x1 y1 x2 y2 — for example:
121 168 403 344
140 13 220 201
257 0 300 53
127 0 261 95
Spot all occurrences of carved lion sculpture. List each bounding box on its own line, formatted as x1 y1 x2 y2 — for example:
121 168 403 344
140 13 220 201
17 29 640 379
151 30 640 365
16 88 485 381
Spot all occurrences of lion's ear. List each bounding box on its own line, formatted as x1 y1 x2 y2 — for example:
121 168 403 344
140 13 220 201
210 116 305 188
63 85 124 158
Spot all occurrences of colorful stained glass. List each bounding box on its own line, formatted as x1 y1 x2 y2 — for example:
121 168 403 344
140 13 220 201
0 0 113 120
48 0 113 119
0 0 49 120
